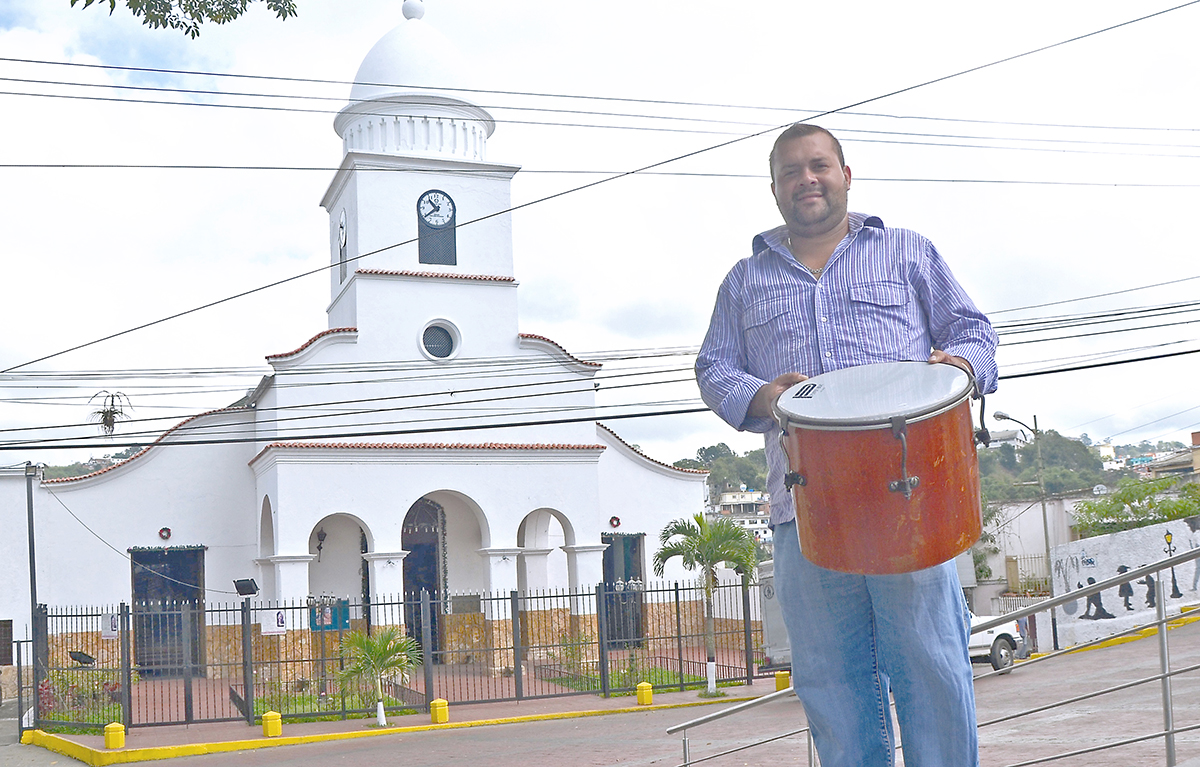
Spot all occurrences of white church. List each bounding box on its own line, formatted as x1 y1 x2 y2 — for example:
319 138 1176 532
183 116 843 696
0 2 705 650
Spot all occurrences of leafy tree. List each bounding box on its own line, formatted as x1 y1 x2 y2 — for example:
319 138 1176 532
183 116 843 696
672 458 705 470
1072 478 1200 538
653 513 756 694
338 628 422 726
696 443 735 465
70 0 297 38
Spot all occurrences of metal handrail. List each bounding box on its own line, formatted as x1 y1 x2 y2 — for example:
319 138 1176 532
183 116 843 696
666 545 1200 767
666 686 794 734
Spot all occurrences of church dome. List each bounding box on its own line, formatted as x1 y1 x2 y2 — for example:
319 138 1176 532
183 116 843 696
349 0 469 103
335 0 495 160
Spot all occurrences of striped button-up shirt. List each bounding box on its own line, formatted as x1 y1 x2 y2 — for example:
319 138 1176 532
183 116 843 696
695 212 998 526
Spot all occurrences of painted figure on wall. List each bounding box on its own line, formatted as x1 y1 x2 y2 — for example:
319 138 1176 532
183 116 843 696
1078 577 1115 620
1117 565 1135 611
1138 570 1157 609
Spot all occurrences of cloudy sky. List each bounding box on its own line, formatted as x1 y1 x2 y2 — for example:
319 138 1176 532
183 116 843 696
2 0 1199 469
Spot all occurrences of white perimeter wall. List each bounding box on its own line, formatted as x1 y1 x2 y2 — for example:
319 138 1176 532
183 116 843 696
1052 515 1200 647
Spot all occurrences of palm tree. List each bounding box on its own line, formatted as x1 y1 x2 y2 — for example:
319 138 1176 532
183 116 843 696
338 627 422 726
653 513 757 694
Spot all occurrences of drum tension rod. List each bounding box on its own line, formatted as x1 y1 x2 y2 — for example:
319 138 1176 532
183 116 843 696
888 415 919 499
784 472 806 491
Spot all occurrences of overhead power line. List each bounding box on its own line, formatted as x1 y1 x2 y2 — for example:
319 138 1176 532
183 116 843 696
5 1 1196 376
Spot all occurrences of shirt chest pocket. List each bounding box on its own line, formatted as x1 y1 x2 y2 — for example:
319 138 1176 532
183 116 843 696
848 281 919 358
741 298 803 376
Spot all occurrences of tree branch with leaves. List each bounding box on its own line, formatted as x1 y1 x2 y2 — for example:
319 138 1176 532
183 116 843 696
70 0 298 38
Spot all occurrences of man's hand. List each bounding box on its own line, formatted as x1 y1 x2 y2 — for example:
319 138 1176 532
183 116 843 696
748 372 809 419
928 350 974 377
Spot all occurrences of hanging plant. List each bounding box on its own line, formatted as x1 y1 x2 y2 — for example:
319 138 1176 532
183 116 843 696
89 391 132 436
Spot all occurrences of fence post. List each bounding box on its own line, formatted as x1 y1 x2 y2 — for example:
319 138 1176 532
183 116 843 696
674 583 685 693
421 590 434 712
510 591 524 701
338 600 347 721
120 603 132 729
182 602 195 724
595 583 610 698
241 598 255 726
1156 573 1176 766
742 579 754 685
15 640 25 741
33 604 47 728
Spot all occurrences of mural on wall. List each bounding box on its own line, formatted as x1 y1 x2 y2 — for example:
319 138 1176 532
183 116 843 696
1052 514 1200 647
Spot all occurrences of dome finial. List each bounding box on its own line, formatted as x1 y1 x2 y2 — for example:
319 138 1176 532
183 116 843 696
402 0 425 21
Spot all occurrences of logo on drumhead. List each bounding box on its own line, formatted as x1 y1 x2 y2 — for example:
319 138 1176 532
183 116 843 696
791 383 819 399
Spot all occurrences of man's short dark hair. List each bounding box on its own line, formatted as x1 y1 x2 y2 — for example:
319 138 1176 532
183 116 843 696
769 123 845 180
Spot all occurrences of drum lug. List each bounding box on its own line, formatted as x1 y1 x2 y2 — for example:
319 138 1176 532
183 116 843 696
888 416 918 500
784 472 806 491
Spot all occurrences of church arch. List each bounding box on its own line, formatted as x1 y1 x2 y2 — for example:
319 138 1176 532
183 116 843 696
516 508 573 593
258 496 277 601
307 513 372 603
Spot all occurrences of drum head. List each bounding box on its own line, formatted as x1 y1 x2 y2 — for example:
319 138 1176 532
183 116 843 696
774 361 971 429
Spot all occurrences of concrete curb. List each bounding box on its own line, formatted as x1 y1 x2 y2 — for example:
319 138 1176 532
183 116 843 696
20 694 761 765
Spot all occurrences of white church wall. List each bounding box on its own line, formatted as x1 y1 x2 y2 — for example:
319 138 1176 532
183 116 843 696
258 445 605 598
325 178 359 301
353 276 520 360
595 426 707 584
28 411 258 608
0 469 36 638
1052 515 1200 647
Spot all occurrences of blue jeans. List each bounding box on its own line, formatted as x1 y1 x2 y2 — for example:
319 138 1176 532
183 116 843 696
773 519 979 767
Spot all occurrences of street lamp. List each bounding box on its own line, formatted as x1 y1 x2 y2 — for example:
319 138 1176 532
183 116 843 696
993 412 1059 651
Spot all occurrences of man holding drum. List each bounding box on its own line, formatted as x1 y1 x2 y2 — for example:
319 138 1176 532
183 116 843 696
696 123 998 767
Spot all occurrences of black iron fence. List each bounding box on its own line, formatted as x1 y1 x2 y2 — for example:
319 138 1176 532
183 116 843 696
13 580 765 734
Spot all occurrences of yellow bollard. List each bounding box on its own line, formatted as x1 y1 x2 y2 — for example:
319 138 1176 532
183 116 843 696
775 670 791 692
104 722 125 750
636 682 653 706
262 710 282 738
430 698 449 724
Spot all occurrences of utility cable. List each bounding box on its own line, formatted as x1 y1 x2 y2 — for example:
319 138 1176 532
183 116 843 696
5 0 1194 374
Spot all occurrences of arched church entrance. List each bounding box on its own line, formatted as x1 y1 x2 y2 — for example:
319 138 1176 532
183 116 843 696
402 497 445 649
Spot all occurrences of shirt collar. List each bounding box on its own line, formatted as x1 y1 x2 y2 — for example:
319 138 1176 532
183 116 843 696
752 212 884 256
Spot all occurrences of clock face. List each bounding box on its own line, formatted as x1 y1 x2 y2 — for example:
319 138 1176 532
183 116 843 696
418 190 455 228
338 211 347 247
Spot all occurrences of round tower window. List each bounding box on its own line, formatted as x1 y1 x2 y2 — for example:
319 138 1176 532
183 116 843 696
422 324 455 358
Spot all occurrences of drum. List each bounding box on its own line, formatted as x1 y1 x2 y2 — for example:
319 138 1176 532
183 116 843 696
773 361 982 575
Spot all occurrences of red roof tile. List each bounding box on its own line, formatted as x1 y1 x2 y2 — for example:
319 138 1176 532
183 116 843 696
267 327 357 361
518 333 602 367
44 407 252 484
597 423 708 475
357 269 515 283
251 440 606 465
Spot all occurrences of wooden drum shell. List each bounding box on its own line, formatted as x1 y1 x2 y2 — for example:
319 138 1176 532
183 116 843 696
783 398 982 575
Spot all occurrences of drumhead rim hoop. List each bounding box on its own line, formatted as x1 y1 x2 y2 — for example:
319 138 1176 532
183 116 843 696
772 361 973 432
778 391 971 431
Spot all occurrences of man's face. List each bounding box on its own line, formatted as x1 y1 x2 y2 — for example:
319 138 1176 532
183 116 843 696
770 134 851 237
